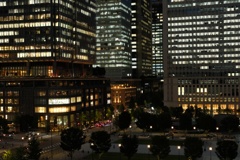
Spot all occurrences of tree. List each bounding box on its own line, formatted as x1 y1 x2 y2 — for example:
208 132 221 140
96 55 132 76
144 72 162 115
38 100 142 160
184 137 203 160
89 131 111 160
128 97 136 110
157 112 172 132
60 127 85 160
179 113 192 130
149 135 170 160
216 140 238 160
120 134 138 160
118 111 131 131
220 115 239 132
27 136 42 160
196 114 216 132
170 106 183 118
14 147 27 160
135 112 151 132
2 150 14 160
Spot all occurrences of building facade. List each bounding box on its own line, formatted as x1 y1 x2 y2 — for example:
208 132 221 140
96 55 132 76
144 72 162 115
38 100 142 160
95 0 132 79
151 0 163 79
163 0 240 115
131 0 152 78
0 0 111 129
111 84 136 109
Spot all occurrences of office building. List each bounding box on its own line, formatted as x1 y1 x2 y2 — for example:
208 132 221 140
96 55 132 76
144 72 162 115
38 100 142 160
131 0 152 78
111 84 136 109
151 0 163 78
95 0 132 79
0 0 111 129
163 0 240 115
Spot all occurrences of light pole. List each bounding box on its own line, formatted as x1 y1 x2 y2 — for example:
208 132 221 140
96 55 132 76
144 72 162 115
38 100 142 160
118 144 122 160
129 125 132 134
209 147 212 160
147 145 151 160
216 127 219 139
177 146 181 160
90 143 94 160
193 126 196 136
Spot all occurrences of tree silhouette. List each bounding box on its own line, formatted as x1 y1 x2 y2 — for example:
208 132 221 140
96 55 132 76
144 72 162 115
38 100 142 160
120 134 138 160
60 127 85 160
89 131 111 160
149 135 170 160
179 113 192 130
27 136 42 160
118 111 132 131
216 140 238 160
184 137 203 160
196 114 216 132
3 147 28 160
135 111 151 132
220 115 239 132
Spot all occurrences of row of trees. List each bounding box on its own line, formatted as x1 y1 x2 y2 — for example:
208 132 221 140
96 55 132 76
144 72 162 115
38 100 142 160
60 127 239 160
112 107 239 134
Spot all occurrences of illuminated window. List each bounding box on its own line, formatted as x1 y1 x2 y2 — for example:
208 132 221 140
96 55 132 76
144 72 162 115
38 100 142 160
71 106 76 111
35 107 46 113
49 107 70 113
77 96 82 102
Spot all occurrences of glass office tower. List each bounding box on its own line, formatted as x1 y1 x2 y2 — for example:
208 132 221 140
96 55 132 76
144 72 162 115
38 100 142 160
0 0 96 77
95 0 132 79
151 0 163 78
131 0 152 78
163 0 240 115
0 0 111 130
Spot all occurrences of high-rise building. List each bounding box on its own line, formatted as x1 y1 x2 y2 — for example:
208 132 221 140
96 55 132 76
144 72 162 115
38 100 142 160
131 0 152 78
151 0 163 78
163 0 240 115
95 0 132 79
0 0 111 129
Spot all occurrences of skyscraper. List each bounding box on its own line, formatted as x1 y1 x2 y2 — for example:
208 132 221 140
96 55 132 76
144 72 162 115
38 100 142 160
131 0 152 78
0 0 111 129
95 0 132 79
151 0 163 78
163 0 240 115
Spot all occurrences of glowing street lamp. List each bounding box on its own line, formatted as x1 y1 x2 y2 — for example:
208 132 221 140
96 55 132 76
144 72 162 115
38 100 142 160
118 144 122 160
147 145 151 160
177 146 181 160
209 147 212 160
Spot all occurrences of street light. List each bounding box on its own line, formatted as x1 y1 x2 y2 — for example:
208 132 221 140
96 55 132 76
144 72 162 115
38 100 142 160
90 143 94 160
216 127 219 139
129 125 132 134
177 146 181 160
193 126 196 136
118 144 122 160
209 147 212 160
147 145 151 160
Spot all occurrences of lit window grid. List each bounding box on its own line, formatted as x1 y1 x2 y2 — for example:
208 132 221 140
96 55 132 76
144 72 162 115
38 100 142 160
164 0 240 113
0 0 96 63
167 1 240 77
